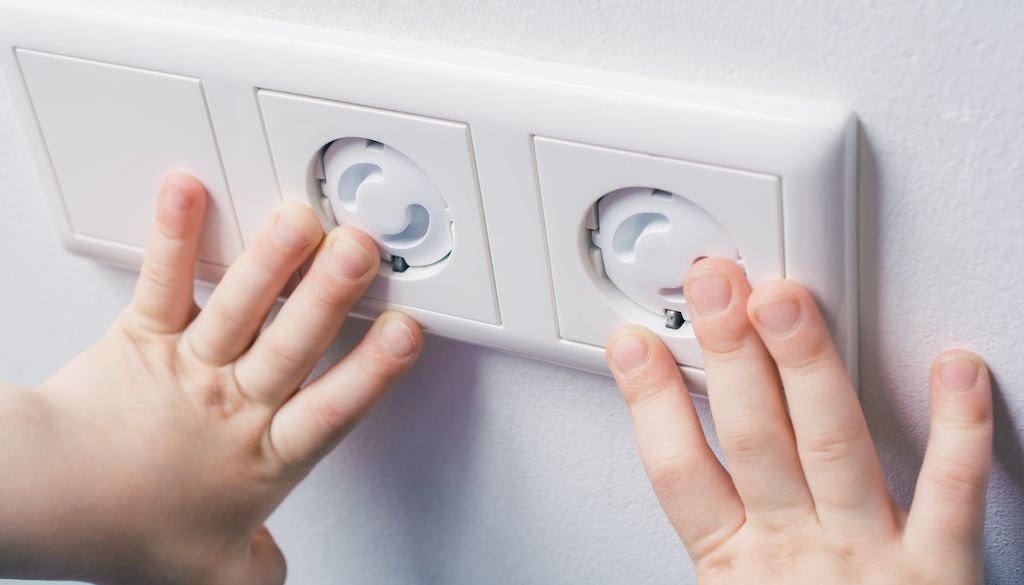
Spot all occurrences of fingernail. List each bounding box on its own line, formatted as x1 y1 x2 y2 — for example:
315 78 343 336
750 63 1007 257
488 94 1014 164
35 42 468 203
610 335 649 374
755 297 801 335
940 356 980 391
380 319 416 358
273 214 310 250
687 272 731 316
162 185 192 213
330 237 372 280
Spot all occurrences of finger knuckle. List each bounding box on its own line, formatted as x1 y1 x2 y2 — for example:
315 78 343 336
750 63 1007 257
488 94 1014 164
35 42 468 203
140 256 181 294
307 387 352 436
197 367 248 420
688 518 745 567
717 419 775 462
702 337 749 361
307 274 356 311
180 328 210 361
263 338 310 374
646 453 696 496
620 377 678 410
356 348 398 386
936 400 992 430
927 458 988 505
801 425 859 465
184 321 243 365
208 302 253 339
773 330 834 372
156 207 191 240
693 544 738 578
696 320 753 358
251 238 293 277
750 506 817 535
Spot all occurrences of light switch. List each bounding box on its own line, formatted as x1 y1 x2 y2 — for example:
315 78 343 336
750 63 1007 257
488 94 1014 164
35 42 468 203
16 49 241 267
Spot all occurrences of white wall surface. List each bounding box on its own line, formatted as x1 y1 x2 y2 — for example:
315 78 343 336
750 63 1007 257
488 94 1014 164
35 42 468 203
1 1 1022 584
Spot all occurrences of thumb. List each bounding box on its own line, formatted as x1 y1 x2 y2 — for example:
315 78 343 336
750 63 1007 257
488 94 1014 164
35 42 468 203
241 526 287 585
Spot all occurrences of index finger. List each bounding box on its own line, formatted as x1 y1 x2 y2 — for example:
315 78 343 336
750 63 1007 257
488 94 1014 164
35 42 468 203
606 325 745 560
129 173 207 334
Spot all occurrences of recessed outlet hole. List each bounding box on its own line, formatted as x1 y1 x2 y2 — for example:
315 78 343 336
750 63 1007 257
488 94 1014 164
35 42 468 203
588 246 606 276
381 204 430 248
651 188 673 200
612 212 669 262
338 163 382 210
584 204 599 230
365 139 384 151
658 286 685 303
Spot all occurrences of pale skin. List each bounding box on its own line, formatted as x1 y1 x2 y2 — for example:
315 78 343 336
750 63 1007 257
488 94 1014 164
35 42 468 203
0 174 990 584
607 260 991 584
0 174 423 584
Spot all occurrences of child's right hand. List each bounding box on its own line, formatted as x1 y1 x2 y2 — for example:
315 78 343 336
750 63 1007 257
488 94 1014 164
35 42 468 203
607 257 991 584
0 173 422 584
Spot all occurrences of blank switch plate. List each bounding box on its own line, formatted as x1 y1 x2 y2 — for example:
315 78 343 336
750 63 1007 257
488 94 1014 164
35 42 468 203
0 0 857 393
14 49 242 277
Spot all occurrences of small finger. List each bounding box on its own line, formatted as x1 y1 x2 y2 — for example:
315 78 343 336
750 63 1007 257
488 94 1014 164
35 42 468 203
183 203 322 365
268 312 422 467
235 227 379 406
904 350 991 568
685 258 814 519
747 280 894 532
129 173 207 333
237 526 287 585
607 325 745 560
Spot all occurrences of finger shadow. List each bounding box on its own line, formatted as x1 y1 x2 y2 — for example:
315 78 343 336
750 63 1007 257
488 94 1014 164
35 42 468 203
985 375 1024 585
857 127 1024 584
854 125 927 506
269 320 484 585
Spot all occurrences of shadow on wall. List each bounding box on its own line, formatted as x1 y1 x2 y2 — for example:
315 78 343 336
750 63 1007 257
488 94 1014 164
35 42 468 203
855 127 1024 583
986 378 1024 584
856 125 925 505
315 321 484 582
991 379 1024 502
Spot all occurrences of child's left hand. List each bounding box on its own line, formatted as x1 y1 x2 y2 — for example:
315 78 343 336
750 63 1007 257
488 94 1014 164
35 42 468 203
0 173 422 584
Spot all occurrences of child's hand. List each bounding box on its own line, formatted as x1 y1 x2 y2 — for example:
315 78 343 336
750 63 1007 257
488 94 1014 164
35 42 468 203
1 174 421 584
607 257 990 585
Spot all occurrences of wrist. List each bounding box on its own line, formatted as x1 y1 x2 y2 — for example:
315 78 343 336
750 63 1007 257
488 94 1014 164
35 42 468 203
0 382 118 582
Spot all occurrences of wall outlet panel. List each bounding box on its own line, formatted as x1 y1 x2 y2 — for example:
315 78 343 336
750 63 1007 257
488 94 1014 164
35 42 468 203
13 48 243 280
536 137 786 370
0 0 858 393
258 90 500 325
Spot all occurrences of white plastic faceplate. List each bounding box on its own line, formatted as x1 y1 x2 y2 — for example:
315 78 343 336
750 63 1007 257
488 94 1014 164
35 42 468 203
0 0 857 393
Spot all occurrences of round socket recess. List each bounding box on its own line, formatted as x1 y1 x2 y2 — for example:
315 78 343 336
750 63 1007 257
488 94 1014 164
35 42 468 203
591 187 739 322
319 137 453 269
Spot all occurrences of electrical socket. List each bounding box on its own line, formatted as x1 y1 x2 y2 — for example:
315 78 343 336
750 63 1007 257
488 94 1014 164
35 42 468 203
258 90 499 325
318 137 453 272
0 1 857 391
535 137 785 370
590 186 742 328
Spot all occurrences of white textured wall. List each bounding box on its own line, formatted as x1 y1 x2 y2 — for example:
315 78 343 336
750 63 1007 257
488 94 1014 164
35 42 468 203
2 1 1023 584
